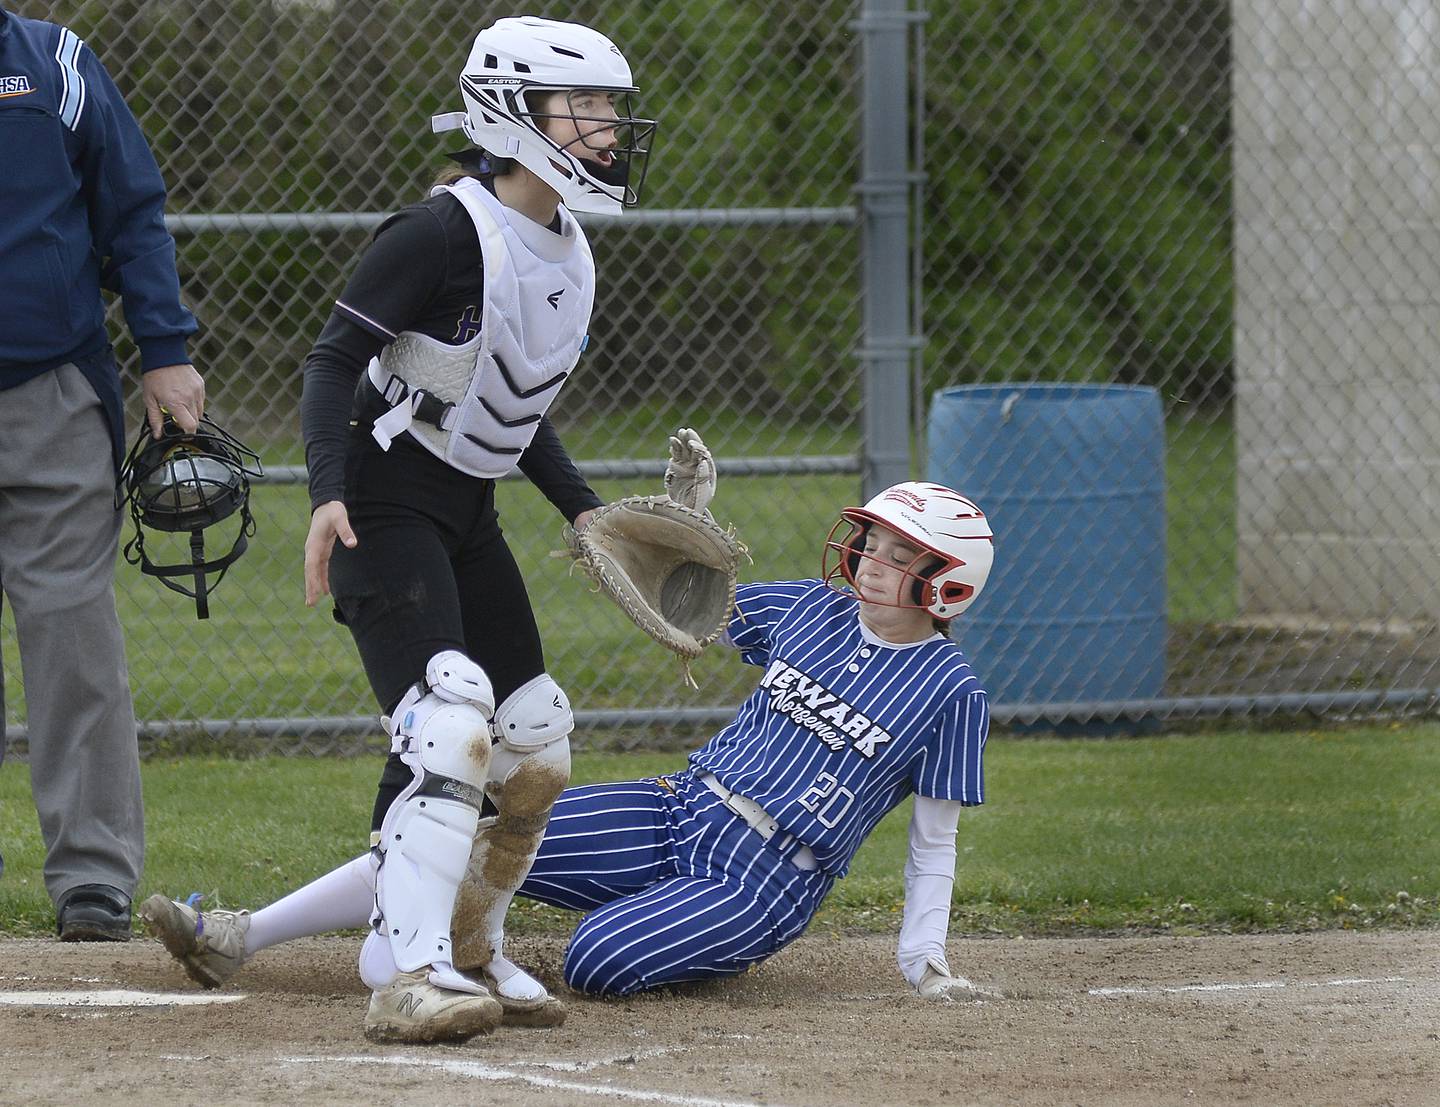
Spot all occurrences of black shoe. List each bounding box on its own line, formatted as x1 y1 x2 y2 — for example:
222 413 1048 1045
57 884 133 942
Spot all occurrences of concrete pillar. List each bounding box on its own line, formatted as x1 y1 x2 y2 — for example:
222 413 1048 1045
1233 0 1440 621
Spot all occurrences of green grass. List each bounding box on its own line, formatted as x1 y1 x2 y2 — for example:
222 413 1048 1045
1166 413 1236 624
2 412 1236 729
4 724 1436 938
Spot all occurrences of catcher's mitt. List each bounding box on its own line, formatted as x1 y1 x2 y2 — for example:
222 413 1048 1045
563 496 743 681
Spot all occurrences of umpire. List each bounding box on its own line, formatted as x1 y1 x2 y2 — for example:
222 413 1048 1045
0 6 203 939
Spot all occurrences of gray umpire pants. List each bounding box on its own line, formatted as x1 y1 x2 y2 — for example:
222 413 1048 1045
0 362 143 905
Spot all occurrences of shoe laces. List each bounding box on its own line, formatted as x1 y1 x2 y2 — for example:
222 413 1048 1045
185 892 206 937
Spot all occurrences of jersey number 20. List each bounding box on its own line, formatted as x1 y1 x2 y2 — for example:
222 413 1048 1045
798 771 856 829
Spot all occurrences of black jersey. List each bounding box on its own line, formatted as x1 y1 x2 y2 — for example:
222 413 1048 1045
300 183 599 520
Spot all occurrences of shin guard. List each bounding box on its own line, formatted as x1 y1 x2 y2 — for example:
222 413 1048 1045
368 658 495 988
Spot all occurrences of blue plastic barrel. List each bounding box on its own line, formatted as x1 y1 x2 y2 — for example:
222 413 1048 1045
927 383 1166 706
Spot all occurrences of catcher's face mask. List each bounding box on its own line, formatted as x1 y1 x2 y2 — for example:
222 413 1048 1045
115 414 264 619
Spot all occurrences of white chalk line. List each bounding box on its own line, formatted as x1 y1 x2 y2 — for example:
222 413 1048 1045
508 1046 689 1072
0 989 248 1007
283 1053 788 1107
1090 976 1409 997
168 1048 695 1075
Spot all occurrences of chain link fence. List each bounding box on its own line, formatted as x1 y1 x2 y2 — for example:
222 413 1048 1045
919 0 1440 725
5 0 1439 754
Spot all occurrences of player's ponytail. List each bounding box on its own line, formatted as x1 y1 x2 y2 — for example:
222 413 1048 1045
432 149 513 190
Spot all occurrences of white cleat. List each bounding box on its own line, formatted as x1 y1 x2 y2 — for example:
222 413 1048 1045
139 894 250 989
364 970 504 1044
915 957 1003 1001
916 959 1003 1002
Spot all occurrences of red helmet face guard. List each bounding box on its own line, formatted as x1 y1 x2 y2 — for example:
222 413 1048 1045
821 517 972 617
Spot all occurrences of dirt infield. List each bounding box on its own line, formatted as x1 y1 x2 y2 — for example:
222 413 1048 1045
0 929 1435 1106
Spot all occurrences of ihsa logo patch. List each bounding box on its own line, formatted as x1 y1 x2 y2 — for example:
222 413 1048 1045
0 75 35 98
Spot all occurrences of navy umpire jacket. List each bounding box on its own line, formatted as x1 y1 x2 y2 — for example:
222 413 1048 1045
0 5 196 464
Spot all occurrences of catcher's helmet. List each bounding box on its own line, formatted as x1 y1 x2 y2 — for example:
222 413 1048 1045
431 15 656 213
115 414 264 619
822 481 994 620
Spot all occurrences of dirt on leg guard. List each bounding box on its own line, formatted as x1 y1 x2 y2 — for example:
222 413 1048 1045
452 738 570 974
452 740 570 1027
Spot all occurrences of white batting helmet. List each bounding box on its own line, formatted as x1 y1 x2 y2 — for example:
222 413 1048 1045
431 16 656 214
822 481 994 620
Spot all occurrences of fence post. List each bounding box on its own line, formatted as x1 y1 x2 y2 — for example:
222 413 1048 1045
858 0 922 499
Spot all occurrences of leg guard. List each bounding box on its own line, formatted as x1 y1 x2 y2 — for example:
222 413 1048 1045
453 674 573 973
364 652 495 991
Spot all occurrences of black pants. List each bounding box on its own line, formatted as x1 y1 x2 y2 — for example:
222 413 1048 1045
329 392 547 830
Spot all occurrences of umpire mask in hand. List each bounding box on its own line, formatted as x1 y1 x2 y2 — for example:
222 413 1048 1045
115 414 264 619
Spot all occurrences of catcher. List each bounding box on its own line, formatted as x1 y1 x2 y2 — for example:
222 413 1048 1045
144 15 663 1045
141 446 1000 1005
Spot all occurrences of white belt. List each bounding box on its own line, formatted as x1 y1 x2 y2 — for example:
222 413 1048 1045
698 772 818 871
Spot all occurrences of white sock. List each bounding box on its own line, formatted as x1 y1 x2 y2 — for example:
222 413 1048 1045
358 928 398 990
245 851 377 954
487 954 547 1001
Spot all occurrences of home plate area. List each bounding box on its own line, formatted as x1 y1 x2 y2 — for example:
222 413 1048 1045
0 931 1434 1106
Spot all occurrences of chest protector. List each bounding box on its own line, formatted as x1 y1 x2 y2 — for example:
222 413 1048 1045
367 177 595 478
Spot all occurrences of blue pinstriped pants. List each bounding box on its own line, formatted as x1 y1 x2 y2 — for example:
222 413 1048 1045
519 769 834 996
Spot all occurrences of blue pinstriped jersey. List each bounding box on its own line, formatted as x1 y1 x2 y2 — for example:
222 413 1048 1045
689 580 989 877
